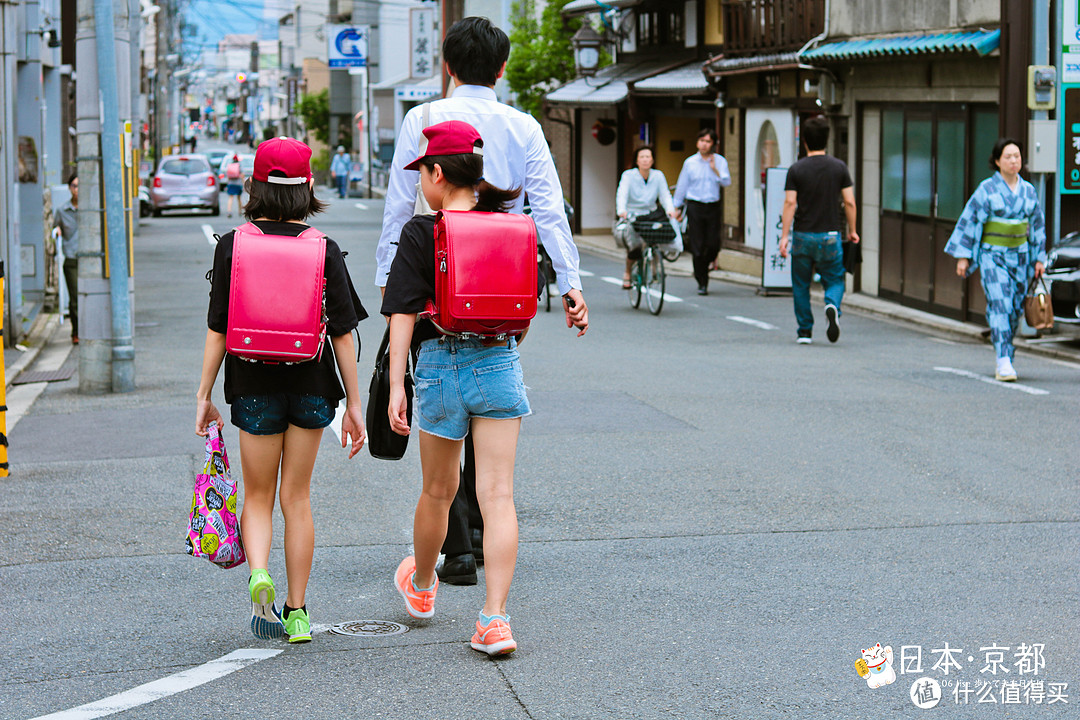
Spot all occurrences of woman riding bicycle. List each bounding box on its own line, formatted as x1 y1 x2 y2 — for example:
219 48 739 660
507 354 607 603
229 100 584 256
615 145 678 289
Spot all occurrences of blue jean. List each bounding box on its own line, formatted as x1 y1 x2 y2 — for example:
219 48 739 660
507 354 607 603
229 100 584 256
230 394 336 435
791 231 846 334
336 174 348 198
414 336 530 441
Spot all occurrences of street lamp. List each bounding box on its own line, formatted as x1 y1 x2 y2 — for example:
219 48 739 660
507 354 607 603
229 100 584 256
571 23 603 78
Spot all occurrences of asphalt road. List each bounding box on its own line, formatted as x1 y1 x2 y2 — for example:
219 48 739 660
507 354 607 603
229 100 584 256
3 170 1078 719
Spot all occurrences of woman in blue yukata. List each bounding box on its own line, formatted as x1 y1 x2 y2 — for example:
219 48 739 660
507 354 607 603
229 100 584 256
945 138 1046 382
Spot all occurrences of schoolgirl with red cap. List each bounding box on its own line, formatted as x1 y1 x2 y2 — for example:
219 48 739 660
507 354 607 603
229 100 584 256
381 120 526 656
196 137 368 644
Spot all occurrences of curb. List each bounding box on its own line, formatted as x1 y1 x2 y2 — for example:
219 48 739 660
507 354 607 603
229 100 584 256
573 235 1080 365
5 312 61 393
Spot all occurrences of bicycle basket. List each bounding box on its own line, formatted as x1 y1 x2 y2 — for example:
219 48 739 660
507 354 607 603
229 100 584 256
632 216 676 245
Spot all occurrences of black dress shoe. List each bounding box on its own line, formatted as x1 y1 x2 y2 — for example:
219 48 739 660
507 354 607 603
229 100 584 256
470 528 484 564
436 553 477 585
697 286 708 296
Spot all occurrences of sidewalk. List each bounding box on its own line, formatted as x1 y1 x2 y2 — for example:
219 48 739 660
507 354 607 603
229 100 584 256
3 311 60 393
573 232 1080 363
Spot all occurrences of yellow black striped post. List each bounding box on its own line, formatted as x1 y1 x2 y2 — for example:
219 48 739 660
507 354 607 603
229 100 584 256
0 259 8 477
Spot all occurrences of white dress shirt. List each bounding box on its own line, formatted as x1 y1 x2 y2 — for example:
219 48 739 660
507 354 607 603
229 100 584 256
615 168 675 217
376 84 581 294
673 152 732 207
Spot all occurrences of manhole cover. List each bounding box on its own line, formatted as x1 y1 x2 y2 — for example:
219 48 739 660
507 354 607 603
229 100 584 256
329 620 409 637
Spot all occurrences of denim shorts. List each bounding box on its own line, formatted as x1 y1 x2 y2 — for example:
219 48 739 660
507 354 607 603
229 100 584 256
414 337 531 441
231 393 336 435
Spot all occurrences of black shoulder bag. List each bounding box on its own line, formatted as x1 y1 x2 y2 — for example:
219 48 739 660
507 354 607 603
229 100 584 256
366 326 413 460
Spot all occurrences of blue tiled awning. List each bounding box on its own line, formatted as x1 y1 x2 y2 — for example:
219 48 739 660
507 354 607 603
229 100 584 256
801 29 1000 61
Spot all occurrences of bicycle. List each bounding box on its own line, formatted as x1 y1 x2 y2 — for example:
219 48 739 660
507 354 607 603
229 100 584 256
621 213 675 315
537 243 555 313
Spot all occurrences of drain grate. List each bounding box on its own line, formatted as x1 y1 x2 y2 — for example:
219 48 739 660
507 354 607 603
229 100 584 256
12 367 76 384
329 620 409 637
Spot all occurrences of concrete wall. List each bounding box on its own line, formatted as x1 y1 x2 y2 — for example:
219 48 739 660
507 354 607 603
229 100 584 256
830 0 998 37
858 107 880 295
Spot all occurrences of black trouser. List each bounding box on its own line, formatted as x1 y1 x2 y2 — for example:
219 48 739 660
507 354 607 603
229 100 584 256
684 200 721 289
441 433 484 557
63 258 78 338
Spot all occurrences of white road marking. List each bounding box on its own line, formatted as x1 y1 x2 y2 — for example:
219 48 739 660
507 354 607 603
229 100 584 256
928 337 959 346
354 202 368 210
726 315 777 330
201 224 216 245
578 269 595 277
934 366 1050 395
599 276 683 302
30 649 282 720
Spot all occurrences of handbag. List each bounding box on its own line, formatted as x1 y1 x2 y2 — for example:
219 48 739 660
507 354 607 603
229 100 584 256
186 422 245 569
843 240 862 274
1024 276 1054 330
424 209 538 337
226 222 328 364
366 326 413 460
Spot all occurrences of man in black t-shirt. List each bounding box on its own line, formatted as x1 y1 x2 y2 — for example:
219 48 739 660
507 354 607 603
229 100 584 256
779 115 859 344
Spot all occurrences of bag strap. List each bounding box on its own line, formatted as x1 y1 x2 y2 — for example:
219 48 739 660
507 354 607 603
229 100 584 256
235 222 261 235
418 103 431 155
207 421 221 442
1028 275 1049 295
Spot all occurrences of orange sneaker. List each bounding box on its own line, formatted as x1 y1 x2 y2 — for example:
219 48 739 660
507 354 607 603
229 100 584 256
470 614 517 656
394 556 437 619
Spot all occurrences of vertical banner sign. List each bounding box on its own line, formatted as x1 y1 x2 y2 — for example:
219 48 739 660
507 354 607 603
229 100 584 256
1061 0 1080 193
761 166 792 290
327 25 368 68
410 8 435 78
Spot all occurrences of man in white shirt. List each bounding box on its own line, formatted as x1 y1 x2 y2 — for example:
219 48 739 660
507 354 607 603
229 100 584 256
376 18 588 334
376 16 589 587
673 128 731 295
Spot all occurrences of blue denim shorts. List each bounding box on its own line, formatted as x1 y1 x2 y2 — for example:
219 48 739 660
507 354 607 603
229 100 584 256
231 393 336 435
414 337 531 441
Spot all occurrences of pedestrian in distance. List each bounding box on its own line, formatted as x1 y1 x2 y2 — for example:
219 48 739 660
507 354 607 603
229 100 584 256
945 138 1046 381
53 173 80 344
331 145 351 199
195 137 368 644
673 128 731 295
779 115 859 344
616 145 678 289
224 154 244 218
376 16 589 589
382 120 529 657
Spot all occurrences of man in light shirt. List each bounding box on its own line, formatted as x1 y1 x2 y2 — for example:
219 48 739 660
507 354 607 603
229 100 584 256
376 16 589 587
673 128 731 295
376 17 588 334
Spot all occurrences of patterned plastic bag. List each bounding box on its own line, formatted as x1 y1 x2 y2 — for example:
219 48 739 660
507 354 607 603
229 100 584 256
186 422 245 569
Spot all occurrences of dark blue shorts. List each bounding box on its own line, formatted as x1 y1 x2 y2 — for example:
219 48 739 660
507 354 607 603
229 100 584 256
230 394 336 435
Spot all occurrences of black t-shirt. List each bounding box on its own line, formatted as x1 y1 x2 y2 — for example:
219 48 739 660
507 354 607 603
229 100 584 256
380 214 441 347
207 220 363 403
784 154 853 233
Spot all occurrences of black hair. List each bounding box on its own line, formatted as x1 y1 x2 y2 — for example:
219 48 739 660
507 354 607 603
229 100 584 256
419 152 521 213
243 177 326 222
697 128 718 143
633 145 655 163
67 172 77 186
443 17 510 87
802 115 830 152
990 137 1023 170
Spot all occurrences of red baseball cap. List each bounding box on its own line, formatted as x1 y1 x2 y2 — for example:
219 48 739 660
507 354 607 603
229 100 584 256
404 120 484 171
253 137 313 185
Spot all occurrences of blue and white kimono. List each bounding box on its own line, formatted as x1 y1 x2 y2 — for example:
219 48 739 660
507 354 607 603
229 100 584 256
945 172 1047 360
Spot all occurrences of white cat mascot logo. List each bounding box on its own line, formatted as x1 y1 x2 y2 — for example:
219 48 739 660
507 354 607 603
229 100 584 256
856 643 896 688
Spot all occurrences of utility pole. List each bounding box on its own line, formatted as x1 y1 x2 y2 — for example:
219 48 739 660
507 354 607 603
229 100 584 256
76 0 135 393
0 0 22 346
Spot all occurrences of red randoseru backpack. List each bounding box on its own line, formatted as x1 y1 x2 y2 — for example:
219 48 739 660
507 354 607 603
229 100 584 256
226 222 328 363
424 209 538 338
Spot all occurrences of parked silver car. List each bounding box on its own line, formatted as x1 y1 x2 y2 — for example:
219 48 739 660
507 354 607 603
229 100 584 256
150 154 219 216
1046 230 1080 328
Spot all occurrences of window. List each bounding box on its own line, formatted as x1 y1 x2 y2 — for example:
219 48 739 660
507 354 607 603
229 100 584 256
636 9 685 47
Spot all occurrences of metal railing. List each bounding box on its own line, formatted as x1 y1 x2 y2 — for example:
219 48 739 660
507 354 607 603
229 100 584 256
721 0 825 53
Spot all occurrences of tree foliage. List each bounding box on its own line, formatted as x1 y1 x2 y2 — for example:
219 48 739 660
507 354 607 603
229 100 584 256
505 0 582 119
294 89 330 145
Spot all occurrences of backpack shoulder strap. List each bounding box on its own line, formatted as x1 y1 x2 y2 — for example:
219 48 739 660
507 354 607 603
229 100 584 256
234 222 262 235
296 226 326 240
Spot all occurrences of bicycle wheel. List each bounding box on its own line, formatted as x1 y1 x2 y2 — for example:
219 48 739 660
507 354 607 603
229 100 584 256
663 248 681 262
628 258 643 308
538 254 553 312
644 247 665 315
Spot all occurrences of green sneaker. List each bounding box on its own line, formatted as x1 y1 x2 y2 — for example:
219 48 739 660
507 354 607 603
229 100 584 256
248 569 284 640
283 607 312 643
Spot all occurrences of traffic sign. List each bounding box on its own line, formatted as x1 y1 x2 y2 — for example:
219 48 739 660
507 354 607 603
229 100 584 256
328 25 369 68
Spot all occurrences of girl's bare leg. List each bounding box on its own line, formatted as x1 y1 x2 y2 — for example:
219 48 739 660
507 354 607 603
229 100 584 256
470 417 521 617
413 431 464 588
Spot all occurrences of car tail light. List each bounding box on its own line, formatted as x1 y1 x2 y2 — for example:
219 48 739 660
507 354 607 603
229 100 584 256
206 175 216 187
153 177 162 188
